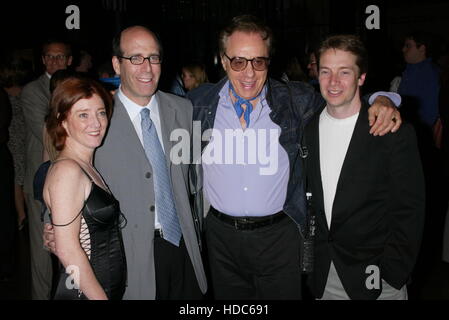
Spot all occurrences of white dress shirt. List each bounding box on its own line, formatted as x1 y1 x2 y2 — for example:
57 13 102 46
117 87 164 229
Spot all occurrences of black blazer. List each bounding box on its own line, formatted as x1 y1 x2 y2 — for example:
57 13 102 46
305 102 425 300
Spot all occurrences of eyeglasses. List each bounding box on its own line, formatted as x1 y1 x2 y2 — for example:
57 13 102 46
118 55 162 65
223 53 270 72
43 54 67 61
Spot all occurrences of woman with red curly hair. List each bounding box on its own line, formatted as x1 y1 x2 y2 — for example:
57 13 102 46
44 76 126 300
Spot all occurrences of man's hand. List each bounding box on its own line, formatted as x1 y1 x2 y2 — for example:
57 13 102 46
43 223 56 254
368 95 402 136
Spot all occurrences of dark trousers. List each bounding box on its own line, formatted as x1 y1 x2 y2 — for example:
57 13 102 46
205 210 302 300
154 236 203 300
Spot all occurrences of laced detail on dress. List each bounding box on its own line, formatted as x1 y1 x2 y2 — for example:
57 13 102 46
79 216 91 259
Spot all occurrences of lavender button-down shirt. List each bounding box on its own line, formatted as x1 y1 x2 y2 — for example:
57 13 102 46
202 81 290 217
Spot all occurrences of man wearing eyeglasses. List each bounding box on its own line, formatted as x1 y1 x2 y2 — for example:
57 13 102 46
188 15 402 300
49 26 205 300
20 39 72 300
44 26 206 300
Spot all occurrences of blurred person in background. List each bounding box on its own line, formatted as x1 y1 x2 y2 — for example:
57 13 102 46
0 55 31 231
20 38 72 299
181 62 209 92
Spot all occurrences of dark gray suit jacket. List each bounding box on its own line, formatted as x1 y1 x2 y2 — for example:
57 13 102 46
95 91 207 299
20 74 51 194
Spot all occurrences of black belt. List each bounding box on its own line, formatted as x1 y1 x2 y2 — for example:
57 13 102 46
210 207 286 230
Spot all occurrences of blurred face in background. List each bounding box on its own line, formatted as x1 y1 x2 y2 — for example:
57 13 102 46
402 38 426 64
76 52 93 73
42 43 72 75
181 68 197 91
307 52 319 79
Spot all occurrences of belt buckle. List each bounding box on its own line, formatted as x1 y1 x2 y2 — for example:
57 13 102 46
235 218 252 230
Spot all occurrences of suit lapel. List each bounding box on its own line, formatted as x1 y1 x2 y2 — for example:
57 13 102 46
307 111 327 230
156 91 177 169
39 74 51 100
330 104 370 229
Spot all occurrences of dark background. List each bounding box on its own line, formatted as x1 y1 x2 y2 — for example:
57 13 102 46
0 0 448 91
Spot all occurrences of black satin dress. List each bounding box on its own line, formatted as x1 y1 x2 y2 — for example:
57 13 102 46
51 181 127 300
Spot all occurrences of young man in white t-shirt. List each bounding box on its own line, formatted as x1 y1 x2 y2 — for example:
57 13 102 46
304 35 425 300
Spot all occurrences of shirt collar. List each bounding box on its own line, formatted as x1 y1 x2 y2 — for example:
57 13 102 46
118 86 158 120
219 80 267 109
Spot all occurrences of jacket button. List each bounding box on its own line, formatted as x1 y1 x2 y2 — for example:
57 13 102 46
328 235 333 243
150 205 155 212
145 172 152 179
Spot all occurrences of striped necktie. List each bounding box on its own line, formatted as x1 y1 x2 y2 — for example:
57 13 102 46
140 108 182 246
